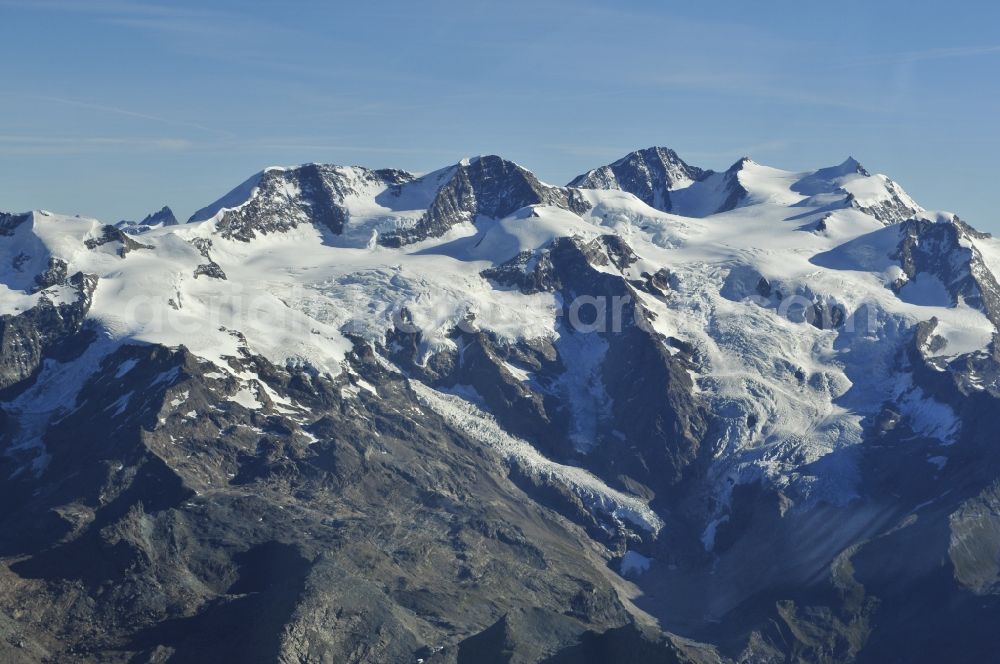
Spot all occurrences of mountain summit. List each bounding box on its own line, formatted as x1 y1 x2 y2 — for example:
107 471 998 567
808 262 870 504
115 205 179 234
568 146 711 212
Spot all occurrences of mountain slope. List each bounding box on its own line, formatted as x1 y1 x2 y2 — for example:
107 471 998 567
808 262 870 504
1 147 999 662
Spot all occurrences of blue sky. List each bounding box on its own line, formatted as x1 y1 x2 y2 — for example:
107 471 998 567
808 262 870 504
1 0 999 230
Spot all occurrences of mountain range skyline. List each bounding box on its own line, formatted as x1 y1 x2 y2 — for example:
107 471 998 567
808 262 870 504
2 0 999 230
10 148 944 230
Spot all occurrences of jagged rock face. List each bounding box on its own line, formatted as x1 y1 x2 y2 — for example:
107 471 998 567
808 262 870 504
568 151 755 217
480 235 708 497
712 158 753 215
84 225 152 257
209 164 413 241
848 176 922 225
569 147 711 213
117 206 179 234
0 271 96 392
31 257 68 292
380 156 590 246
141 205 178 227
893 215 1000 326
189 238 227 280
193 261 227 280
806 321 1000 664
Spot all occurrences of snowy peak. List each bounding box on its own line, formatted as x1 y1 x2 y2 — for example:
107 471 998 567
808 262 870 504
725 155 755 173
792 158 921 225
844 173 922 225
809 157 868 182
568 146 710 213
571 149 922 225
836 156 869 177
175 149 926 254
569 150 784 217
185 156 590 247
379 155 590 247
140 205 178 227
115 205 178 235
189 163 415 242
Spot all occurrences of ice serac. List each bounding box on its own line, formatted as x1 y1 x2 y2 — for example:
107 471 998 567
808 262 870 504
568 146 711 213
379 155 590 247
190 164 414 241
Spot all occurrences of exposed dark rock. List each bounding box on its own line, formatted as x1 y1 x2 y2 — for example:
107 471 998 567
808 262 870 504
892 215 1000 327
569 147 711 213
0 271 97 391
481 235 709 499
380 156 591 247
0 341 653 661
141 205 179 227
846 178 921 225
482 249 557 295
206 165 414 242
194 261 227 280
188 238 227 279
31 257 68 292
713 158 753 215
116 206 179 234
84 225 153 257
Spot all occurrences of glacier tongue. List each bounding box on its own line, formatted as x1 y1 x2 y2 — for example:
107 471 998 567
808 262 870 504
409 379 663 534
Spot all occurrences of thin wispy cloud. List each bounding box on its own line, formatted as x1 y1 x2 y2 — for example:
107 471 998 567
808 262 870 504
0 131 461 160
844 44 1000 67
233 138 460 158
0 1 206 20
0 134 193 155
22 94 232 137
0 0 297 41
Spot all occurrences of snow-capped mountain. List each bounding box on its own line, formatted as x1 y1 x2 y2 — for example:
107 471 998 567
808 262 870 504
568 146 711 213
115 205 179 234
2 148 1000 663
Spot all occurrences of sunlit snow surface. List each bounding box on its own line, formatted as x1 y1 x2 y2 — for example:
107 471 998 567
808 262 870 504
4 156 996 507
